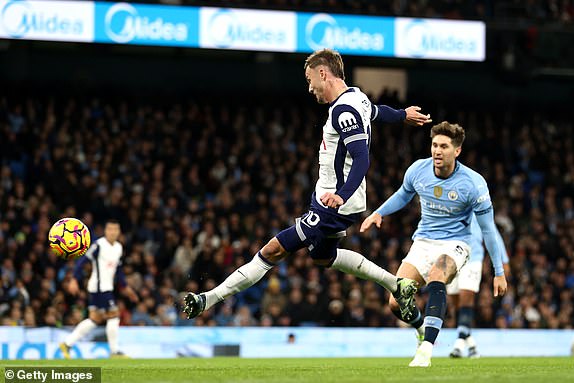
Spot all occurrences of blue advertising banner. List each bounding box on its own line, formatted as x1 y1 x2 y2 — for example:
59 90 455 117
0 2 487 61
1 327 572 359
297 12 395 56
94 2 198 47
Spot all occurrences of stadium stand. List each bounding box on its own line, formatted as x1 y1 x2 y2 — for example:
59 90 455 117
0 92 572 329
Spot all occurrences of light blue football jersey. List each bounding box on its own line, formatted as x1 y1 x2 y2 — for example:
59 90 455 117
468 215 485 262
402 158 492 243
469 214 509 264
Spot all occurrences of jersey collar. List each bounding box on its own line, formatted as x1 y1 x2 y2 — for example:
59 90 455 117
433 159 460 180
329 87 354 107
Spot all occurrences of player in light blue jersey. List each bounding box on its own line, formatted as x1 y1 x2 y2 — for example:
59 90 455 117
361 121 507 367
183 48 432 322
447 214 509 358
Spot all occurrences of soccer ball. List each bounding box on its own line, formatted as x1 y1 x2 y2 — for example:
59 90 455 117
48 218 91 260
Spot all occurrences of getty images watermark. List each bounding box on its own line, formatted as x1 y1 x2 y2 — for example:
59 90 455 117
4 367 101 383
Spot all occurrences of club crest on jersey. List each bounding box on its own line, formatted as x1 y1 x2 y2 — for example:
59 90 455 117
338 112 359 132
448 190 458 201
433 186 443 198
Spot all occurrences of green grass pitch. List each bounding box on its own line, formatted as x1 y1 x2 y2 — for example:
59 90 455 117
1 357 573 383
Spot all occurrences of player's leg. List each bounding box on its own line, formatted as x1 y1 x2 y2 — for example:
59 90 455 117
450 260 481 358
389 262 426 341
410 242 468 367
184 238 287 318
446 278 466 358
311 211 418 311
458 289 479 358
389 240 428 332
60 302 103 359
103 293 127 358
183 216 310 319
328 247 417 301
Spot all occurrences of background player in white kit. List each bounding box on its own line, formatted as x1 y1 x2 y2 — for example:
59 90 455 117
183 48 432 321
59 220 137 358
447 214 510 358
361 121 508 367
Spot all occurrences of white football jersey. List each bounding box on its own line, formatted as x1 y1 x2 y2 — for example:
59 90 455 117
85 237 123 293
315 87 372 215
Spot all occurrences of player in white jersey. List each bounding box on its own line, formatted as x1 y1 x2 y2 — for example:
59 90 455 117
183 48 432 321
59 220 137 359
447 214 509 358
361 121 508 367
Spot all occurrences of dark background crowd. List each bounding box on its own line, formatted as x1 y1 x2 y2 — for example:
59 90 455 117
0 89 572 330
0 0 573 332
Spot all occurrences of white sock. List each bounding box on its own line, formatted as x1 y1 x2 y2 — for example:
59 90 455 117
204 253 273 310
65 318 97 346
466 335 477 348
331 249 398 292
419 340 434 354
453 338 466 351
106 317 120 354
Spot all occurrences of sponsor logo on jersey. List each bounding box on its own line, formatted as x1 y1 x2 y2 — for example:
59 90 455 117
338 112 359 132
421 198 461 215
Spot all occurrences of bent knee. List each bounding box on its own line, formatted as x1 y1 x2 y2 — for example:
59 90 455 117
88 311 104 324
261 238 288 263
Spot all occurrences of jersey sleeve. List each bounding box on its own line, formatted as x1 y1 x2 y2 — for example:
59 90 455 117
84 242 99 261
374 161 418 216
331 104 368 145
331 104 370 202
370 103 406 124
471 175 493 215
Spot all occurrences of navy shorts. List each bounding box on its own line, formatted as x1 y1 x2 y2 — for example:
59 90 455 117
276 206 357 260
88 292 117 311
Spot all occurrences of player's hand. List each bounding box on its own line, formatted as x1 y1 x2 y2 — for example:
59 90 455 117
320 192 344 209
493 275 507 297
404 106 432 126
67 279 79 296
360 212 383 232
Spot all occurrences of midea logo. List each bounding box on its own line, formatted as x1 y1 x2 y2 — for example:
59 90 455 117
305 13 384 51
403 19 478 56
104 2 187 43
1 0 83 38
206 9 286 48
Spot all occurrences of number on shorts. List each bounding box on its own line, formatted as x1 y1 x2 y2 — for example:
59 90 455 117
303 212 321 227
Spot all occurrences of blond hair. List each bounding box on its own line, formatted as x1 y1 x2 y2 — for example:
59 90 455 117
304 48 345 80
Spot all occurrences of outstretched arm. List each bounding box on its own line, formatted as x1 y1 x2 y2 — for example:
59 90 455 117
371 104 432 126
476 209 508 297
360 186 415 232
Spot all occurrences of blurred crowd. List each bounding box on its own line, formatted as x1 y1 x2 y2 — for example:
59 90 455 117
0 91 572 331
129 0 574 23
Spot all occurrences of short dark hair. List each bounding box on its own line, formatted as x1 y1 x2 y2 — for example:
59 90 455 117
430 121 466 148
304 48 345 80
106 219 120 226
